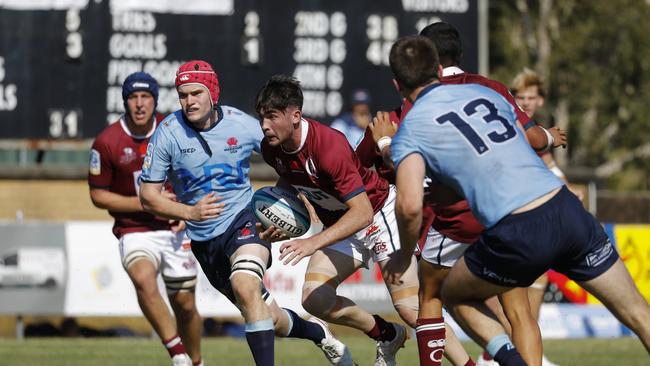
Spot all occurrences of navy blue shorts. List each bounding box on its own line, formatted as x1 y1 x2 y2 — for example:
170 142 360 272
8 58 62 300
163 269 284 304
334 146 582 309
191 207 271 303
464 186 619 287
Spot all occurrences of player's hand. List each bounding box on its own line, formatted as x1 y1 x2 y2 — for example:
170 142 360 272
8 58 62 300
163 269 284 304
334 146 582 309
384 251 413 286
188 192 225 221
369 111 398 144
278 238 318 266
169 219 186 233
549 127 567 148
256 223 289 242
298 193 321 225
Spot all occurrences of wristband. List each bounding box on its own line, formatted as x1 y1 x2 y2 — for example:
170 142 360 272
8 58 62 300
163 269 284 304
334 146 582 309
540 127 555 152
377 136 392 152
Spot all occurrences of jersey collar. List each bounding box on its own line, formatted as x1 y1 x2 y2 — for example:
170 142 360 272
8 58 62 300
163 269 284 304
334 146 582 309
119 115 157 139
442 66 464 77
415 83 444 102
178 106 224 157
281 118 309 154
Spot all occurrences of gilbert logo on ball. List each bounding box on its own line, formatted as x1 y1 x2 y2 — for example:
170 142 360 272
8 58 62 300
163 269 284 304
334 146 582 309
252 186 310 238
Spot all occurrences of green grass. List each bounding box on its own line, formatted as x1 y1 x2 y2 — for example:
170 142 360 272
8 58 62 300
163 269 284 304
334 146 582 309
0 336 647 365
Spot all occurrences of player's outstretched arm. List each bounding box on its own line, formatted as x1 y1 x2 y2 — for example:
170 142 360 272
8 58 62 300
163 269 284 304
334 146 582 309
89 188 144 213
140 182 224 222
278 192 373 266
395 153 425 259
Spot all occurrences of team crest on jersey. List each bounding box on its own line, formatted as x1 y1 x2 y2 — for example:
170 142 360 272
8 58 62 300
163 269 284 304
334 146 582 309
89 149 101 175
224 136 242 154
120 147 137 164
304 157 318 179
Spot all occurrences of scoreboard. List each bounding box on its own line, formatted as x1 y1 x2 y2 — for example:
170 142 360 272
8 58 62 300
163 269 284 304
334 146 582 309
0 0 481 139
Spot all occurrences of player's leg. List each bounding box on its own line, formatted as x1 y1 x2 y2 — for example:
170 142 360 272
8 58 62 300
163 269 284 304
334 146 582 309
498 288 542 366
120 232 190 364
578 259 650 352
417 259 473 366
163 234 202 366
228 242 276 365
442 257 527 366
553 187 650 353
527 274 548 321
267 296 353 365
301 247 375 331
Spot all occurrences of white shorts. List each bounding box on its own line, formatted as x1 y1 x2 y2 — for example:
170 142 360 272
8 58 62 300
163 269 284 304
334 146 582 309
420 226 471 267
328 185 403 267
119 230 198 282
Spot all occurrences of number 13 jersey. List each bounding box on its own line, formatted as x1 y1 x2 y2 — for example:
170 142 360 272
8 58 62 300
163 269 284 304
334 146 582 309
391 83 562 228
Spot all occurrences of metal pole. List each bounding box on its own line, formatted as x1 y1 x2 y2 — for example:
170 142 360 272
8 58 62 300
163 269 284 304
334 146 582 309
478 0 489 76
16 314 24 340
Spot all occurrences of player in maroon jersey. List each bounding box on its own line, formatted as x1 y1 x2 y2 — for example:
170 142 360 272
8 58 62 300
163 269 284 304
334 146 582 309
88 72 202 366
255 75 420 366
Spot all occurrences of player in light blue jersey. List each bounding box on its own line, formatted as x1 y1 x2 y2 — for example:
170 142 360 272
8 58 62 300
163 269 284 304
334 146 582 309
139 60 351 366
387 36 650 363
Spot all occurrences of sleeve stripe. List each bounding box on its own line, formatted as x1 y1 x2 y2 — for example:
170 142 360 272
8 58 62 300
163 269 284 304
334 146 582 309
140 179 166 183
88 183 111 189
522 120 537 130
342 186 365 202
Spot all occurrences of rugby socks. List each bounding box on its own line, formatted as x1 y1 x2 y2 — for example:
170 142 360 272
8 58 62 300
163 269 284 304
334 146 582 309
366 314 397 342
415 317 446 366
245 318 275 366
481 351 493 361
283 308 326 343
486 333 526 366
162 334 187 358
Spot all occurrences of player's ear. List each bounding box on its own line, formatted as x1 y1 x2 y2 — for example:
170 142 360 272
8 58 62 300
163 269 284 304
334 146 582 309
291 107 302 126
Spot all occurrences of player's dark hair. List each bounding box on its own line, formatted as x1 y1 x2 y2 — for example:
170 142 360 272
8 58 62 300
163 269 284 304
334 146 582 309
419 21 462 67
389 36 440 91
255 75 303 116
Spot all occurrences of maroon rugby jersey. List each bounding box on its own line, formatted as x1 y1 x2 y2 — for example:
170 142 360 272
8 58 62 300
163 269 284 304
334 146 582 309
88 114 170 238
261 118 389 228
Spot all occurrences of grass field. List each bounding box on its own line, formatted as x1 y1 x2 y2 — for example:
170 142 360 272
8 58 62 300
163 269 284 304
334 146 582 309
0 336 647 365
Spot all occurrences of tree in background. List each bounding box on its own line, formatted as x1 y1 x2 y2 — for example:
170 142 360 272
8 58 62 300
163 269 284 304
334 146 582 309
489 0 650 190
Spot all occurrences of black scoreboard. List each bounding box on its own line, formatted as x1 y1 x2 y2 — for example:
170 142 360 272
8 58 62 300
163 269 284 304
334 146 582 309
0 0 479 139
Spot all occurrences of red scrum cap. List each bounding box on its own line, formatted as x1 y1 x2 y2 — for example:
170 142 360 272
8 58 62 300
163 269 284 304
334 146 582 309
175 60 220 106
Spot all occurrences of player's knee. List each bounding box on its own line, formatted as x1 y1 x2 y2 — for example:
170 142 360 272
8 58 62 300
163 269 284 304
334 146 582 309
302 284 336 317
231 273 262 306
170 292 197 319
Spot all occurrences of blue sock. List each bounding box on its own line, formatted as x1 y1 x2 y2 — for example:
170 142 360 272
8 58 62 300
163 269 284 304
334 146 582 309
486 333 526 366
283 308 326 343
245 318 275 366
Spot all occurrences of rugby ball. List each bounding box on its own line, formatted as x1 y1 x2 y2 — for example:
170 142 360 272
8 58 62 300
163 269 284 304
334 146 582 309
252 186 310 238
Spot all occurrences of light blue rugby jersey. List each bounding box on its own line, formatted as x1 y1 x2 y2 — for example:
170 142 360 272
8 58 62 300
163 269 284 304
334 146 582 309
391 83 563 228
141 105 263 241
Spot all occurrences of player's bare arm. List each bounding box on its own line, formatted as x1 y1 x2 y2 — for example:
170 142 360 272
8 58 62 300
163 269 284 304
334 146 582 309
278 192 373 266
388 153 425 285
89 188 144 212
140 181 225 221
368 110 398 170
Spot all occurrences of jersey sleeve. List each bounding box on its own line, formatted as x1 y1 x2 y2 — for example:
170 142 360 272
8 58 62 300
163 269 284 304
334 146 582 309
354 127 377 168
490 81 534 130
321 139 365 202
391 117 422 170
88 137 114 189
140 126 172 183
248 115 264 154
